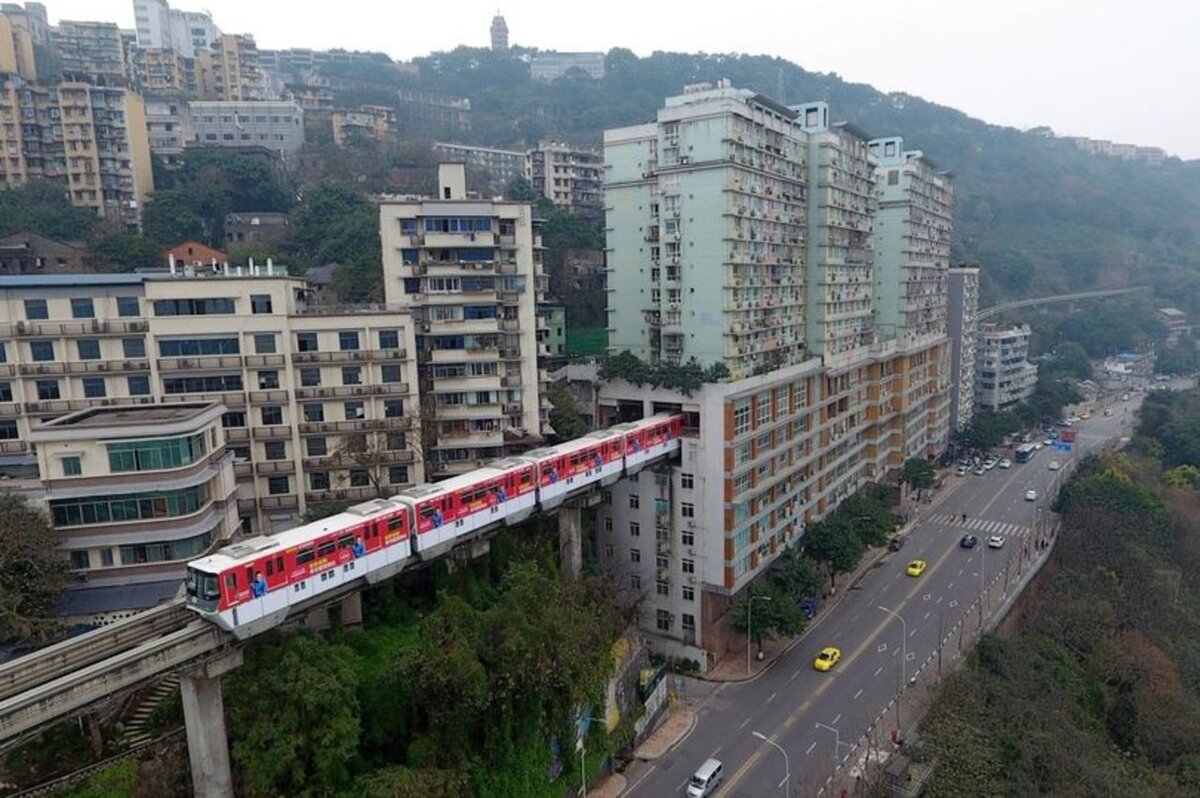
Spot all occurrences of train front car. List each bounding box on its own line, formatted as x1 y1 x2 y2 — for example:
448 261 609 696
615 414 685 473
527 428 625 511
394 458 537 560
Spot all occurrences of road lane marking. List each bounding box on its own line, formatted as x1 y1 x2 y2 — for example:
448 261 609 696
807 741 818 755
790 668 802 681
739 717 750 729
909 628 918 637
712 745 722 756
957 568 963 576
625 764 656 795
877 643 888 653
832 713 842 725
854 688 863 699
923 611 931 620
947 581 954 589
874 666 884 676
767 692 777 703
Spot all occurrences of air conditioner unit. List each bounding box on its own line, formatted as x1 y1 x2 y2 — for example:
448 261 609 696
687 575 696 584
687 547 697 556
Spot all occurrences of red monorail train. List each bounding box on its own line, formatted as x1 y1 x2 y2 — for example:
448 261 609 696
186 414 684 637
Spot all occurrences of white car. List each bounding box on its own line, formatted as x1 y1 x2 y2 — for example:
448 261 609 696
999 458 1012 469
1048 461 1061 471
1043 439 1053 447
987 535 1006 549
1033 442 1043 450
983 459 998 471
1024 489 1037 501
956 465 969 477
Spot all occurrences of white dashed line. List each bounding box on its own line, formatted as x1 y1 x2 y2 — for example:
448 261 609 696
739 717 750 730
832 713 842 725
767 692 777 703
874 666 884 677
807 741 818 755
853 688 863 700
791 668 802 681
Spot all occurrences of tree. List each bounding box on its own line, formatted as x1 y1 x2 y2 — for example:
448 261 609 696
769 547 823 603
226 634 361 797
141 189 209 246
332 432 406 498
729 581 806 655
87 232 162 271
546 381 589 441
503 177 537 202
0 181 97 240
0 494 68 643
802 518 865 589
903 457 937 491
287 182 382 300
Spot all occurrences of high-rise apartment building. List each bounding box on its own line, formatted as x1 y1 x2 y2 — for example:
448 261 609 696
209 33 262 101
529 139 603 218
133 0 220 58
0 6 38 80
332 104 396 148
379 163 549 477
0 271 422 534
975 323 1037 412
490 14 508 51
49 20 128 85
25 402 238 622
432 142 527 195
129 45 209 96
947 265 980 431
596 83 953 668
868 137 953 344
0 2 48 46
0 75 153 228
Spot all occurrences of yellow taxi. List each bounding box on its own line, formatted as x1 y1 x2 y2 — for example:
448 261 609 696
813 646 842 672
906 559 927 577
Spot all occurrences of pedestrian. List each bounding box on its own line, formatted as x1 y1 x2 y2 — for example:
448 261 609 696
251 571 267 598
352 537 366 558
961 512 967 523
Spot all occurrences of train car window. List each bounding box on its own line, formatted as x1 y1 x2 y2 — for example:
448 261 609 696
244 566 254 585
338 534 355 549
265 559 274 577
317 540 336 558
275 556 284 573
521 470 532 485
296 546 315 565
224 572 237 592
388 515 404 532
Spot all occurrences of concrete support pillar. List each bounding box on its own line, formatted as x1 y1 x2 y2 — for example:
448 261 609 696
304 605 331 631
181 649 243 798
559 505 582 581
340 591 363 631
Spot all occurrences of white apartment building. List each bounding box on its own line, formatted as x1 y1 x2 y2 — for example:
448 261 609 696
379 163 550 477
975 323 1037 412
188 99 304 160
0 271 421 533
133 0 220 58
26 402 238 623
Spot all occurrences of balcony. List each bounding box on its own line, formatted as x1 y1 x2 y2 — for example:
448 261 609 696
157 355 244 371
245 354 287 367
255 460 295 475
251 425 292 440
290 350 361 364
248 389 289 404
18 362 67 376
431 347 498 364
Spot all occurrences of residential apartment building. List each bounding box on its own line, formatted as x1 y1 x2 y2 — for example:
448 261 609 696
49 20 128 86
188 99 304 160
0 6 38 80
529 139 603 217
395 87 470 134
0 271 422 534
0 2 48 46
1158 307 1190 347
0 75 153 228
209 33 262 101
974 323 1037 412
143 95 190 168
0 231 89 274
332 104 396 147
379 163 549 477
432 142 526 195
129 45 208 96
133 0 220 58
947 265 980 431
224 211 290 249
597 83 953 668
868 137 953 345
530 52 605 81
25 402 238 622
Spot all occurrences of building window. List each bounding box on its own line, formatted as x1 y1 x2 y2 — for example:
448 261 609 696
267 476 290 495
254 333 276 354
655 610 671 631
385 432 406 450
30 340 54 361
101 549 115 567
306 437 327 457
378 329 400 349
70 551 91 570
629 494 639 509
159 338 240 357
264 441 286 460
117 296 139 317
76 339 101 360
657 580 669 596
122 337 146 358
62 456 82 476
36 379 60 400
0 343 5 363
682 613 695 631
630 573 640 590
0 382 10 401
341 366 362 385
682 586 695 602
51 485 206 526
381 364 402 383
303 404 324 422
681 473 694 489
338 331 360 351
0 420 16 439
82 377 106 398
70 297 95 319
629 521 641 537
223 411 246 428
296 332 318 352
24 299 48 320
603 516 613 531
309 471 329 490
389 465 408 484
682 559 695 574
118 529 212 565
349 469 369 487
261 405 283 425
128 375 150 395
153 298 235 316
344 401 364 420
384 399 404 418
250 294 273 314
756 394 772 426
300 368 321 387
108 433 207 472
681 502 695 518
257 370 279 390
630 548 640 563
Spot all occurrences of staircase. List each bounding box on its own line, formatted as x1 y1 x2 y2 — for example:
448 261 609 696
119 674 179 748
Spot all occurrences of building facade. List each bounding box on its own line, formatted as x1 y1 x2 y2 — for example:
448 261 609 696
395 87 471 134
187 99 304 160
224 212 290 249
529 139 603 217
209 33 262 101
0 231 89 274
974 323 1037 412
530 52 605 81
49 20 128 85
379 163 549 477
332 104 396 147
947 265 980 431
0 75 153 228
432 142 527 195
0 6 39 80
133 0 220 58
0 271 422 534
143 95 190 168
1158 307 1190 347
25 402 238 622
597 83 953 668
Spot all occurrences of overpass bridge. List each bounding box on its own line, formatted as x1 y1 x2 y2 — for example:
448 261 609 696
977 285 1150 322
0 445 678 796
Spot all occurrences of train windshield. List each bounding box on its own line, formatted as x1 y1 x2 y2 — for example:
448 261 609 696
186 567 220 601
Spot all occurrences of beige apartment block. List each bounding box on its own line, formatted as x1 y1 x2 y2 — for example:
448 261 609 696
25 402 238 623
0 270 422 534
379 163 550 477
210 33 262 101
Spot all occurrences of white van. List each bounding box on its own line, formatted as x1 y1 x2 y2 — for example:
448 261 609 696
686 758 724 797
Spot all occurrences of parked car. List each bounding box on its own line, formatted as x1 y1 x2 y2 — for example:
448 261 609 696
999 458 1012 469
973 466 986 476
888 536 905 552
956 465 969 477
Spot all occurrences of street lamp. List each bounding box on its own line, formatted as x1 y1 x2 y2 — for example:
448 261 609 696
577 713 603 797
814 722 853 768
876 605 908 685
752 731 790 798
748 594 772 676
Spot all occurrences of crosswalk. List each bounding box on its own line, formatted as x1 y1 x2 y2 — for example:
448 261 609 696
927 512 1030 538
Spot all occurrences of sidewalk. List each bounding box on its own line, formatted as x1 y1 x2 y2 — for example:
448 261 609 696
585 706 696 796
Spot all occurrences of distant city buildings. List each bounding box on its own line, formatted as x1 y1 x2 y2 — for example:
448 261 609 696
432 142 527 195
395 86 471 134
530 52 605 81
0 231 89 275
529 139 603 217
224 212 290 250
187 99 304 161
132 0 221 57
974 323 1037 412
49 19 128 85
1158 307 1190 348
1063 135 1168 165
332 104 396 148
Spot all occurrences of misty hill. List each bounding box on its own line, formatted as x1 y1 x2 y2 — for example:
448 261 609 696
324 47 1200 311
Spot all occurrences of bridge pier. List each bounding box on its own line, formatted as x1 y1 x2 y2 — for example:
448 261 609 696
181 649 243 798
340 591 363 630
558 505 582 580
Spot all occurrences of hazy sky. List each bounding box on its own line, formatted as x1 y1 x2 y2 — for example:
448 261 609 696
50 0 1199 159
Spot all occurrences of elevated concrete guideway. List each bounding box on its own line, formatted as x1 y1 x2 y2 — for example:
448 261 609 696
977 285 1149 322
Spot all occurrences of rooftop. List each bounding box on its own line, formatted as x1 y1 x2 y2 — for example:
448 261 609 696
33 402 219 431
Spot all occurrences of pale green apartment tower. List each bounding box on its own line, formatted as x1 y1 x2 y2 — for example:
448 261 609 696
867 136 954 345
603 81 810 380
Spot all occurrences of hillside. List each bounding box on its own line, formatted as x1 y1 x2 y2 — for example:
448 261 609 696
337 47 1200 311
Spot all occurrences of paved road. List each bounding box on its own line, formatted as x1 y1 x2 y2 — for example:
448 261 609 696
622 399 1143 798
